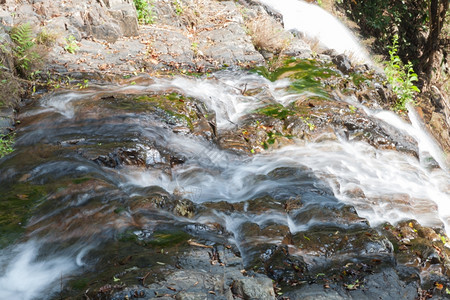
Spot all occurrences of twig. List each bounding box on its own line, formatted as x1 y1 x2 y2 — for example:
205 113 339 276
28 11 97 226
142 271 151 286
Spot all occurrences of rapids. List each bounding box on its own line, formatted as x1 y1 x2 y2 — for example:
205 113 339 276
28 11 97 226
259 0 371 64
0 69 449 299
0 2 449 299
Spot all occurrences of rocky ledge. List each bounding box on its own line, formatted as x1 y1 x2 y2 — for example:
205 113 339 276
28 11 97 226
0 0 448 156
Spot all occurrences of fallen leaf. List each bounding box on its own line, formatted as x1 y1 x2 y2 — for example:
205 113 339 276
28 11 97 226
188 239 213 248
435 282 444 290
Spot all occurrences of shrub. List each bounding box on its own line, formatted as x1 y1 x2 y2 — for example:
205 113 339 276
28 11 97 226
35 29 57 47
246 15 291 54
10 23 39 76
0 70 23 108
0 133 14 158
384 34 420 112
134 0 156 24
64 35 79 54
9 23 50 78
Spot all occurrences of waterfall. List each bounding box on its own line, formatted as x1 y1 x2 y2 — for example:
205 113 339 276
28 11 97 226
259 0 371 64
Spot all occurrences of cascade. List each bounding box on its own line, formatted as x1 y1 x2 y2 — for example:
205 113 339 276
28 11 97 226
0 1 449 299
259 0 371 64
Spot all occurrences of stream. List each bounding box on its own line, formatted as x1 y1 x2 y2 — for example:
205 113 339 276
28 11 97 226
1 1 450 299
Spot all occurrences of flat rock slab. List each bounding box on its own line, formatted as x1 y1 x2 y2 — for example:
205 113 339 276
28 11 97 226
46 36 147 74
39 0 265 75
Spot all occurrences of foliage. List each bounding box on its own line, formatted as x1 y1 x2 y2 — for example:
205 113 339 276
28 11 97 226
256 104 294 120
254 58 336 98
0 70 23 108
384 34 420 112
35 29 57 47
76 79 89 89
338 0 428 63
0 133 15 158
173 0 183 15
246 14 291 54
64 35 79 54
134 0 156 24
10 23 40 75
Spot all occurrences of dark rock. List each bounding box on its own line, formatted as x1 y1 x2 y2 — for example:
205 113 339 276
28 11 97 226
282 284 347 300
348 269 418 299
332 54 352 74
282 269 418 300
259 245 308 285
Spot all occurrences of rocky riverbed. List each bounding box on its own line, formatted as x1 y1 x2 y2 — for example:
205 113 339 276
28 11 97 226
1 1 450 300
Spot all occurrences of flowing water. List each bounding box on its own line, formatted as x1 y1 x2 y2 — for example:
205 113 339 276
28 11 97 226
259 0 371 64
0 69 449 299
1 2 449 300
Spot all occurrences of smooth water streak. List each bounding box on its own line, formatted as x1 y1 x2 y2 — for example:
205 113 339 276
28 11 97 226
259 0 371 64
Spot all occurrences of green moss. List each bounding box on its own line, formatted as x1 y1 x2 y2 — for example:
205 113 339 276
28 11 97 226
72 177 91 184
0 133 15 158
253 58 338 98
114 206 127 214
255 104 294 120
0 183 47 247
136 93 199 129
350 72 370 87
69 277 90 290
148 230 191 247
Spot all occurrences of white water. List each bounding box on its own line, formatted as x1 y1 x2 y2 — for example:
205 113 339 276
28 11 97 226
259 0 371 64
24 68 450 235
2 70 449 299
1 2 449 298
118 70 450 235
0 241 88 300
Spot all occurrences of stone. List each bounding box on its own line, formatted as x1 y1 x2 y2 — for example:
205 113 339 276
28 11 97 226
0 26 14 72
282 284 347 300
284 37 312 58
231 277 275 300
90 23 121 43
332 54 352 74
107 5 138 37
175 291 208 300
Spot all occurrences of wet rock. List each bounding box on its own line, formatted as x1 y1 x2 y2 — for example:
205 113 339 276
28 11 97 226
429 111 450 155
109 246 275 300
290 203 369 230
380 221 450 289
259 245 308 285
348 268 418 299
88 144 171 169
128 186 196 219
282 284 347 300
231 277 275 300
282 268 418 300
284 196 303 212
